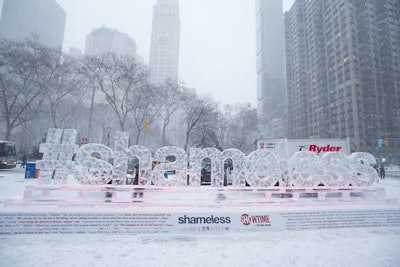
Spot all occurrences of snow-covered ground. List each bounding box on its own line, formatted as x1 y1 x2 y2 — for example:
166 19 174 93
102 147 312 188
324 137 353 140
1 167 400 267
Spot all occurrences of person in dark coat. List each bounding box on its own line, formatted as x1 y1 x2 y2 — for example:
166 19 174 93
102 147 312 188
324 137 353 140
379 165 385 179
20 155 27 168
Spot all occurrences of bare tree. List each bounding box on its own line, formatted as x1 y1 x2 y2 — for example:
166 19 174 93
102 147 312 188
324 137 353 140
188 102 220 149
155 79 187 146
44 55 88 128
130 82 159 145
0 36 61 140
215 109 229 150
191 119 220 149
92 103 117 145
182 92 217 151
83 52 149 131
223 103 258 153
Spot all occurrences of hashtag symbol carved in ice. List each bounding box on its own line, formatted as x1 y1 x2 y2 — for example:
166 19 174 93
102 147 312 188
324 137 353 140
36 128 77 184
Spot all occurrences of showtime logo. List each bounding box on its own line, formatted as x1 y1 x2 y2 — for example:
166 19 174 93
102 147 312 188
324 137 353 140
241 214 271 226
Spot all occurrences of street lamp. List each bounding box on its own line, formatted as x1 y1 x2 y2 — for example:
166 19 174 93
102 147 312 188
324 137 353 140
87 85 96 142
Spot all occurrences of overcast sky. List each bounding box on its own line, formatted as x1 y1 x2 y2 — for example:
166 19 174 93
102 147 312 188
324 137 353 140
56 0 295 107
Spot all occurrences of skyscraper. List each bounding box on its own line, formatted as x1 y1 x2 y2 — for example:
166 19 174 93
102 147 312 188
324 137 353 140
0 0 66 49
285 0 400 163
255 0 287 138
85 26 139 60
149 0 180 85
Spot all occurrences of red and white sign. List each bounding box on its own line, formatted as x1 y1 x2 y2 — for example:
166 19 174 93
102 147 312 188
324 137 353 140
257 138 351 157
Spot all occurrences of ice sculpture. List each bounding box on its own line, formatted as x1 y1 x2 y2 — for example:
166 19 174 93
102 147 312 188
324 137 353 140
152 146 188 186
246 138 289 187
290 151 334 187
222 148 246 187
189 147 224 187
74 143 113 185
35 128 380 188
246 149 281 187
321 152 352 187
347 152 378 186
187 148 202 186
127 145 152 186
36 128 77 184
112 132 129 185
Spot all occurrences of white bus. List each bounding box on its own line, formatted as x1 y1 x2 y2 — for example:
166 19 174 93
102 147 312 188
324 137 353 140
0 140 17 169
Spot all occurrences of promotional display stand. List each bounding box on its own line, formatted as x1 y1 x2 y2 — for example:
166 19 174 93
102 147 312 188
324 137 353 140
1 128 399 235
1 183 399 235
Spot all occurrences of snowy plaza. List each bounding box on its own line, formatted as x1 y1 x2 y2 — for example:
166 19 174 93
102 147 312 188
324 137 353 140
0 129 399 266
1 163 400 266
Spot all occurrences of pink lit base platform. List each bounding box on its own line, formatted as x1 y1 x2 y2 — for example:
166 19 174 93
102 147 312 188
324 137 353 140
2 184 398 208
1 185 399 235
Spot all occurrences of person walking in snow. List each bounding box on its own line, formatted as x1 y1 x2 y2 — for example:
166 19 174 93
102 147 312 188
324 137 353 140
379 165 385 179
20 155 27 168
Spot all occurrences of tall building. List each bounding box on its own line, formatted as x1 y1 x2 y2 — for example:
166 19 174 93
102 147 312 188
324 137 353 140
0 0 66 49
255 0 287 138
68 47 82 58
149 0 180 85
85 26 140 61
285 0 400 163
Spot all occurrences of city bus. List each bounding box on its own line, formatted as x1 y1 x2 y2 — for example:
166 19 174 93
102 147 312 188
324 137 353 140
0 140 17 169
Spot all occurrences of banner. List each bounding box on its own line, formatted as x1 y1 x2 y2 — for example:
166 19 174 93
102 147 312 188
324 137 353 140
1 208 399 235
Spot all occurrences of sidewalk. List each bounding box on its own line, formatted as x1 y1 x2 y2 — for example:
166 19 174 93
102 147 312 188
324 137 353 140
386 167 400 178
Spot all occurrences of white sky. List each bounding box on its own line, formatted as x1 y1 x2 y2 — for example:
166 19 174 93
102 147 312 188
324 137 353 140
56 0 295 107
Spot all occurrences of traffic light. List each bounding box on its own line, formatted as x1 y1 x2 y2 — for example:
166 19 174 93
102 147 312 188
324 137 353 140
144 119 150 132
383 139 389 147
377 139 383 148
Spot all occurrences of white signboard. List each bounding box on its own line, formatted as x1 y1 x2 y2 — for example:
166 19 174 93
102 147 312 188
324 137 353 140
257 138 351 157
1 209 399 235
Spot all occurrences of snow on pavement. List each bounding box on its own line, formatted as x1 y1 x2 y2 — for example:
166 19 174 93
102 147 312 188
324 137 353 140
1 167 400 267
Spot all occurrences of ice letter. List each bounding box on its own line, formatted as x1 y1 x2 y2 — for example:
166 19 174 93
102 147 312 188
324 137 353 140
36 128 77 184
74 143 113 185
222 148 246 187
320 152 350 187
348 152 379 186
246 149 281 187
189 148 223 187
127 145 153 185
152 146 188 186
112 132 129 185
289 151 322 187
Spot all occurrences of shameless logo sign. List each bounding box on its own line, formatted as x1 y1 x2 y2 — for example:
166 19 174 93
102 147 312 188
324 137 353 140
178 215 231 224
35 128 378 187
241 213 271 227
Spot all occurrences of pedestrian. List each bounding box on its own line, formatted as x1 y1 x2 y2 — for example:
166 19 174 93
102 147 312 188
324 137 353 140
379 165 385 179
134 165 139 185
20 155 27 168
132 165 144 199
